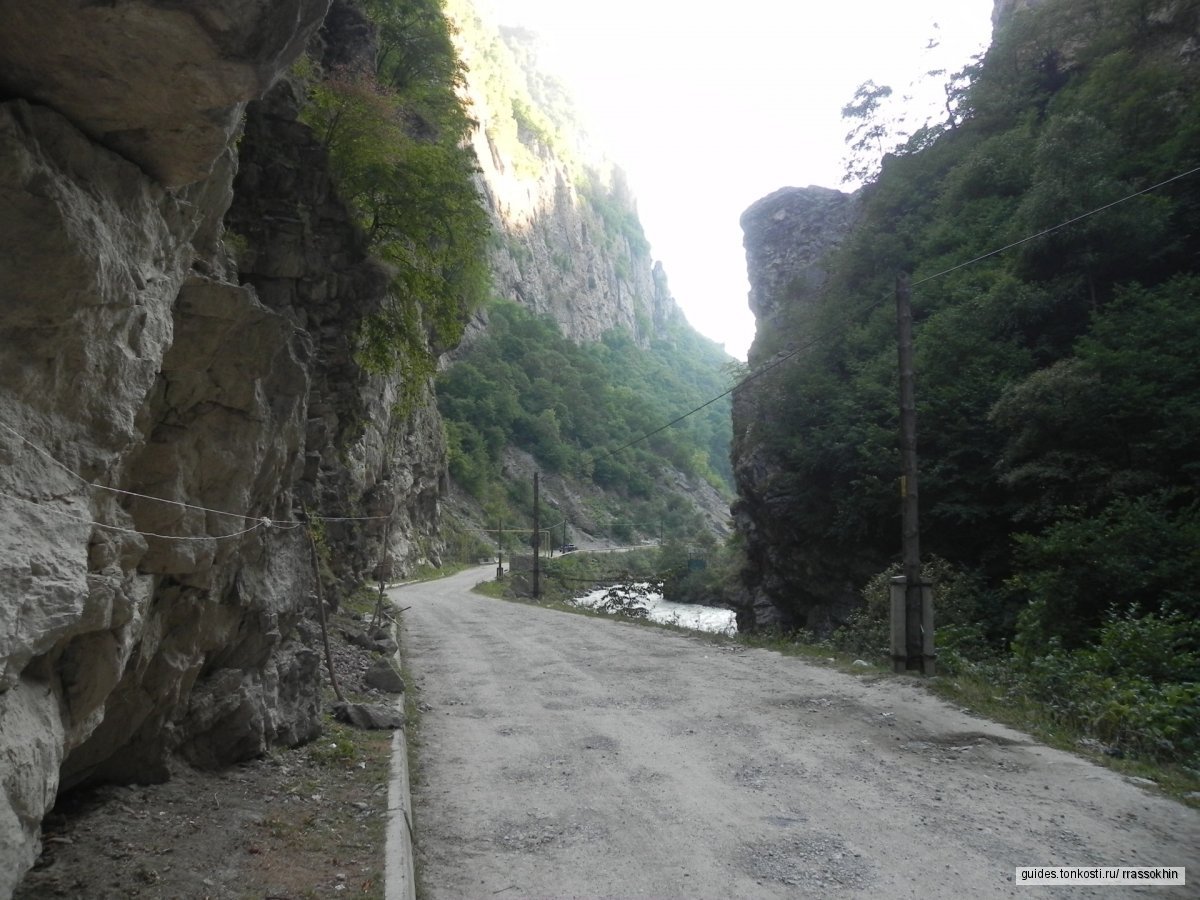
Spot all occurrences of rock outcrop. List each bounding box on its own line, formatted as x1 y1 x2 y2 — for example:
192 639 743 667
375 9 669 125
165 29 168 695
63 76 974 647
448 6 677 348
0 0 328 187
0 1 455 893
730 186 860 631
739 186 860 362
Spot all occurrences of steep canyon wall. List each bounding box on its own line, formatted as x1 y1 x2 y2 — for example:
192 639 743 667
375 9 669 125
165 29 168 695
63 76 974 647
0 2 451 892
447 5 680 348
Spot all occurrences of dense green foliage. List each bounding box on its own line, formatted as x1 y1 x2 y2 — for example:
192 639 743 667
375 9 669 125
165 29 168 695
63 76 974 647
438 301 733 542
296 0 491 400
443 1 581 174
741 0 1200 763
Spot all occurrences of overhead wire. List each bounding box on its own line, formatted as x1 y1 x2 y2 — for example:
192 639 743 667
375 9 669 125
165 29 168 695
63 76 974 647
0 419 390 542
0 488 272 542
4 165 1195 542
600 163 1200 459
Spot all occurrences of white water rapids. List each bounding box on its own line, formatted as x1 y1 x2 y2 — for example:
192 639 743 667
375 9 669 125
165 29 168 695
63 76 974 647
570 584 737 635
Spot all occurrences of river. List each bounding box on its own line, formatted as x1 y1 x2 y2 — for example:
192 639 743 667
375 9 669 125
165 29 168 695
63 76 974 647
569 582 737 635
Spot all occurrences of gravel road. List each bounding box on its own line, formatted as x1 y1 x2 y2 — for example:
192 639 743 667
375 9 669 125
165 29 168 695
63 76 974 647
396 567 1199 899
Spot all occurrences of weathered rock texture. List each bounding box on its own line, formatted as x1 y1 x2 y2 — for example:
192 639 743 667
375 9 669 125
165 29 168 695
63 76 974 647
730 186 861 632
0 2 454 894
450 12 677 348
740 186 861 361
0 0 328 188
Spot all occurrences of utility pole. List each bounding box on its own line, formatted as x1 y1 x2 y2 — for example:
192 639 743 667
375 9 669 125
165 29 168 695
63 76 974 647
496 518 504 580
892 272 935 675
532 472 541 599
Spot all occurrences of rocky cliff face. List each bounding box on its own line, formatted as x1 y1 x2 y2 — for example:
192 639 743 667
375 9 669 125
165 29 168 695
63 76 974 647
0 2 452 893
739 186 861 362
448 6 678 348
730 186 860 631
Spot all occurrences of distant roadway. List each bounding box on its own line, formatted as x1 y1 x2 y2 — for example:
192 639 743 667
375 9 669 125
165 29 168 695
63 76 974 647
395 566 1199 899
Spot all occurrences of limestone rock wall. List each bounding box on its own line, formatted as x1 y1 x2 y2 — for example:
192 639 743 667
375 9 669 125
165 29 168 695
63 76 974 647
469 128 663 344
0 1 454 894
449 9 678 349
730 186 860 632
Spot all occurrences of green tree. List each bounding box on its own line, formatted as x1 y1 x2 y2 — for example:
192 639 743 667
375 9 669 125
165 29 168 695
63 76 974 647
297 0 491 399
841 80 896 184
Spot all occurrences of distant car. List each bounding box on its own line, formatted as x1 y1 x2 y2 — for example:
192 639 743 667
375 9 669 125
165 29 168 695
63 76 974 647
558 543 578 553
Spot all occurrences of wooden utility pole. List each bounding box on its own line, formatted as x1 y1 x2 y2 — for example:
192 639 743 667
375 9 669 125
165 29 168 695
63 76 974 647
893 272 935 675
532 472 541 599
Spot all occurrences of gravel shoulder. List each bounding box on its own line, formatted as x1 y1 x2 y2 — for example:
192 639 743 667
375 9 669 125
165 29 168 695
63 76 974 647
402 567 1200 899
13 601 399 900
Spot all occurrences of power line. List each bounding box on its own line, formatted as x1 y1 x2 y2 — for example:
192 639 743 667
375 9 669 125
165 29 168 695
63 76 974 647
600 290 888 460
0 419 390 539
602 163 1200 458
0 488 273 542
911 165 1200 287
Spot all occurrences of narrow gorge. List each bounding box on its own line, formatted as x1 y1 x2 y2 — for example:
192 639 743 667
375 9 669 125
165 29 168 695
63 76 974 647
0 0 735 892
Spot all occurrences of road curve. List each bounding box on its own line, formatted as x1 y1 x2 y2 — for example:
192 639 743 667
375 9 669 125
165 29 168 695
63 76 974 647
395 567 1198 899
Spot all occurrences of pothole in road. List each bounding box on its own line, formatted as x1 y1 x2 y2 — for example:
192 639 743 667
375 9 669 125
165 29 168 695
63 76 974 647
495 812 609 852
896 731 1033 770
579 734 620 753
499 755 576 787
732 755 810 791
737 832 873 892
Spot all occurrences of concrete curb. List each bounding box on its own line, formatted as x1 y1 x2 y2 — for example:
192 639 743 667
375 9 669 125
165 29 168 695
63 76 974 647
384 612 416 900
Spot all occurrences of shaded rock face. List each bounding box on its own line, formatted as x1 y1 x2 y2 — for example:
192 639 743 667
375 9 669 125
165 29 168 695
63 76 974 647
739 185 860 357
227 67 450 587
0 88 322 898
730 186 860 632
0 0 329 187
0 1 453 894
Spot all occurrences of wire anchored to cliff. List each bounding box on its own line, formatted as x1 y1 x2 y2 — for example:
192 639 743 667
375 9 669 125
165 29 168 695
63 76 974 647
0 420 391 543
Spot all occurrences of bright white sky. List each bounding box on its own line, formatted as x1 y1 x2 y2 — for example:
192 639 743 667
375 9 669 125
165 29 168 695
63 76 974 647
482 0 996 359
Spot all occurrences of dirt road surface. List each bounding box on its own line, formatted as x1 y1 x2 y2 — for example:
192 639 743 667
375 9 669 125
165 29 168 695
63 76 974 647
397 567 1199 899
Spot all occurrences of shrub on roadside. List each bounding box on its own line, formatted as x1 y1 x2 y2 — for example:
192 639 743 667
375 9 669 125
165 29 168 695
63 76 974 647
828 556 991 667
1021 608 1200 764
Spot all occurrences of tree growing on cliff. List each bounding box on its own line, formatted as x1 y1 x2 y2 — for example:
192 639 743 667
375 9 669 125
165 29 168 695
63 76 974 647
298 0 490 396
840 80 896 185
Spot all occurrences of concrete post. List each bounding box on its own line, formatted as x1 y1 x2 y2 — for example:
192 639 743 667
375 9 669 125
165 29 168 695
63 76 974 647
890 576 907 674
891 575 935 675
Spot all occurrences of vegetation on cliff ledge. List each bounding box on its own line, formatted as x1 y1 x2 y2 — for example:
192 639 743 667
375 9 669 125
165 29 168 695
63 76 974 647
297 0 491 397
